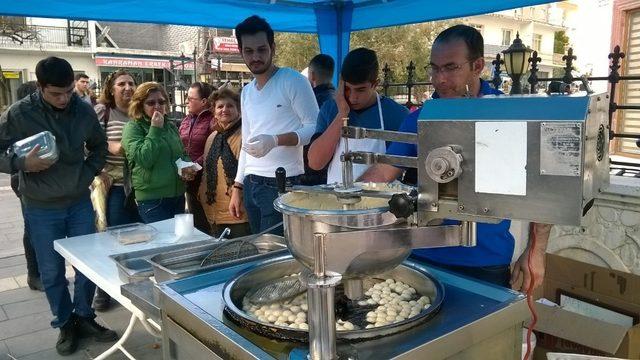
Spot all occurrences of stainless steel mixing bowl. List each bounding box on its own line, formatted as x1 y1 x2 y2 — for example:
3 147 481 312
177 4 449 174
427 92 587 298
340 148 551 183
274 189 411 277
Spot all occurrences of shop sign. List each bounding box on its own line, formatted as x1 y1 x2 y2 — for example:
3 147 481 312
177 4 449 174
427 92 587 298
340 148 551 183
95 56 194 70
2 71 20 79
212 37 239 54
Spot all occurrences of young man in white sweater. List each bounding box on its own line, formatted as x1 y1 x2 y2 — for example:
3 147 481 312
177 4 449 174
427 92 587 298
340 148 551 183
228 15 319 234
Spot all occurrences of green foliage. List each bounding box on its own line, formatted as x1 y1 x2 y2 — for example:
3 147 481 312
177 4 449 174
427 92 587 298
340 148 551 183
274 33 319 71
272 20 457 83
350 21 456 83
554 30 570 54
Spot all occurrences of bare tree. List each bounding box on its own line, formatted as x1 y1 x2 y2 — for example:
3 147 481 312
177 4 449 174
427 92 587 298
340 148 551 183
0 17 38 45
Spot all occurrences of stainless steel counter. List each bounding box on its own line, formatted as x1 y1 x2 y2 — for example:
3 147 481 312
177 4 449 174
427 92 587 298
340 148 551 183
158 254 528 360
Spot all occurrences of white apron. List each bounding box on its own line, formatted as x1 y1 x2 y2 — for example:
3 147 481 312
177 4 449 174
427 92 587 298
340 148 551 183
326 94 386 184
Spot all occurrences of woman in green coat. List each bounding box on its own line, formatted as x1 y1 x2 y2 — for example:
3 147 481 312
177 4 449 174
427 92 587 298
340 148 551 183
122 82 195 223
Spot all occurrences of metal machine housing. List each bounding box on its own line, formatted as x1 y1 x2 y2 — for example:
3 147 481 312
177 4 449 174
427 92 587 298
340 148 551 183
417 93 610 226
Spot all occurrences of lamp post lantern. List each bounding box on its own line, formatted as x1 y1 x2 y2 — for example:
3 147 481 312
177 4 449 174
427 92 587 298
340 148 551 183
502 32 532 95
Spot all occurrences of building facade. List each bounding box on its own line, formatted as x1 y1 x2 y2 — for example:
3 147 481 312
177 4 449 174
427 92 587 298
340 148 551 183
0 17 250 113
465 3 574 92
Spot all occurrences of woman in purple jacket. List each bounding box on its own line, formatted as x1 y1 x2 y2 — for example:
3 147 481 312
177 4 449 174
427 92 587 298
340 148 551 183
179 82 215 234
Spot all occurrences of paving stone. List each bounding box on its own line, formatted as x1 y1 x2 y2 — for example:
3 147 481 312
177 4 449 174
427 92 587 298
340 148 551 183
0 308 7 322
14 347 87 360
0 250 24 261
89 342 162 360
0 257 25 269
0 216 21 226
4 327 58 358
0 223 18 232
0 311 51 340
96 305 161 351
0 266 28 280
0 279 19 294
0 340 9 359
0 287 45 306
0 214 20 224
0 237 23 260
12 276 27 290
2 298 49 320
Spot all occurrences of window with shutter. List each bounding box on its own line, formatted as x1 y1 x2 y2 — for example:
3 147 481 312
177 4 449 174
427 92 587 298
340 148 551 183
617 9 640 156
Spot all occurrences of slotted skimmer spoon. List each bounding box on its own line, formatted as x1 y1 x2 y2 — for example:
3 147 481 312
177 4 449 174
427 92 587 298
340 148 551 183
199 222 283 267
246 274 306 304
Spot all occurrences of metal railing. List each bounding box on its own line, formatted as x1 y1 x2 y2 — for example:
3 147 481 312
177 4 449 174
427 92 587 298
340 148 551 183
378 45 640 177
0 24 89 48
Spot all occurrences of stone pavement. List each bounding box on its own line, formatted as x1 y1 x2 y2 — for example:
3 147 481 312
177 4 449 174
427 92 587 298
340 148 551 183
0 174 162 359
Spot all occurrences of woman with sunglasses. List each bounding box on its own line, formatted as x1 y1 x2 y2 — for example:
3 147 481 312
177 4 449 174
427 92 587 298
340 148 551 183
122 82 195 223
91 69 138 311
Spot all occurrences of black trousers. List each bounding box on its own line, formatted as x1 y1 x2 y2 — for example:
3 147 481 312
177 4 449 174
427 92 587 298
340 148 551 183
12 174 39 279
185 173 209 234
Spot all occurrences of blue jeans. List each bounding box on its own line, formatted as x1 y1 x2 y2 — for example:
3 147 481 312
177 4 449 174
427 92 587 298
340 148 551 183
107 186 140 226
23 198 97 328
243 174 301 235
136 195 185 224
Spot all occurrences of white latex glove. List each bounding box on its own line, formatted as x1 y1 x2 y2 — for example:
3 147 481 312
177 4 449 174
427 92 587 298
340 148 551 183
243 134 278 158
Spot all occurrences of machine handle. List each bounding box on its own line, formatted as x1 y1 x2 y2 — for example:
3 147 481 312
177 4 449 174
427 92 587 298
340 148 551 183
388 190 417 219
276 167 286 194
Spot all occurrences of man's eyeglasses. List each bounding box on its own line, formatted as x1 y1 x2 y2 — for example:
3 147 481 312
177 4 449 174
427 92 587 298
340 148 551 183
144 99 167 106
426 60 475 76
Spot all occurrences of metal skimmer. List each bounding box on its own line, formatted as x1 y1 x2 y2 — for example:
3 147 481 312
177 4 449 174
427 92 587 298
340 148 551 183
198 222 283 267
246 274 306 304
200 240 259 267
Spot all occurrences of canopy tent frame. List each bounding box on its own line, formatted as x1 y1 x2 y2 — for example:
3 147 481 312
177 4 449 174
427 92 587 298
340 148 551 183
0 0 556 83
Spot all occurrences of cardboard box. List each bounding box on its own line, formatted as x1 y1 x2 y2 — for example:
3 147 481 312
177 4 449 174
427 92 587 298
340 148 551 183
531 254 640 359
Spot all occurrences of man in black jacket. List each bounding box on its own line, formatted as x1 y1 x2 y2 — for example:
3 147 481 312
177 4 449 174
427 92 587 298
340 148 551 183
308 54 335 109
0 57 116 356
301 54 335 185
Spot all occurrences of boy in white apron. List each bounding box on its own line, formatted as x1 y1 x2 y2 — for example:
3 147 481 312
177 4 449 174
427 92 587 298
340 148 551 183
308 47 409 184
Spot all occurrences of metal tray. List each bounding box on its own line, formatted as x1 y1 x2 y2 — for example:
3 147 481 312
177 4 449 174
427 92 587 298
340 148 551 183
222 257 444 342
148 234 288 283
110 239 216 283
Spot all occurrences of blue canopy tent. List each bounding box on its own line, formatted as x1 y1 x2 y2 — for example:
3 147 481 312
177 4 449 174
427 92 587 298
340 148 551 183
0 0 554 83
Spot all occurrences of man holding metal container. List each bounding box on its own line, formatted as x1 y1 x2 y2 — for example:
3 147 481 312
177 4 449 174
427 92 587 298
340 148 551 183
360 25 551 290
0 56 116 356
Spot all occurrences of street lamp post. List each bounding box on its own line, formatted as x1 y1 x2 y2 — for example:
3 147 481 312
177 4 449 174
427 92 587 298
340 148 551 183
502 32 532 95
216 54 222 86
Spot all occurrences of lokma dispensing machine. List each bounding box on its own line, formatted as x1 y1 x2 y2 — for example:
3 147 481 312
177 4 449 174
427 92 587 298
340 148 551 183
157 93 610 359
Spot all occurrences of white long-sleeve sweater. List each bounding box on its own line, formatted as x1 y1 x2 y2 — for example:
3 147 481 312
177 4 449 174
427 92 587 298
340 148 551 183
235 67 319 182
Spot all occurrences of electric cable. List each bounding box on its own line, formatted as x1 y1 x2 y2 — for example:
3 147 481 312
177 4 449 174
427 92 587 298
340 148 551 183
523 223 538 360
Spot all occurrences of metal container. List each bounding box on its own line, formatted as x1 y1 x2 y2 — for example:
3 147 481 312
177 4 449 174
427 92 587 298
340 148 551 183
148 234 288 282
274 191 408 277
110 239 216 283
222 257 444 342
12 130 59 162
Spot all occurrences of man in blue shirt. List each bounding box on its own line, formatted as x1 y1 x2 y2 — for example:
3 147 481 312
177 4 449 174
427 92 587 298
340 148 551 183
360 25 550 290
308 48 408 184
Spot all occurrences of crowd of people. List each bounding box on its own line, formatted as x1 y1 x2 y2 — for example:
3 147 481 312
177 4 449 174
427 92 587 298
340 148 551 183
0 14 551 356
